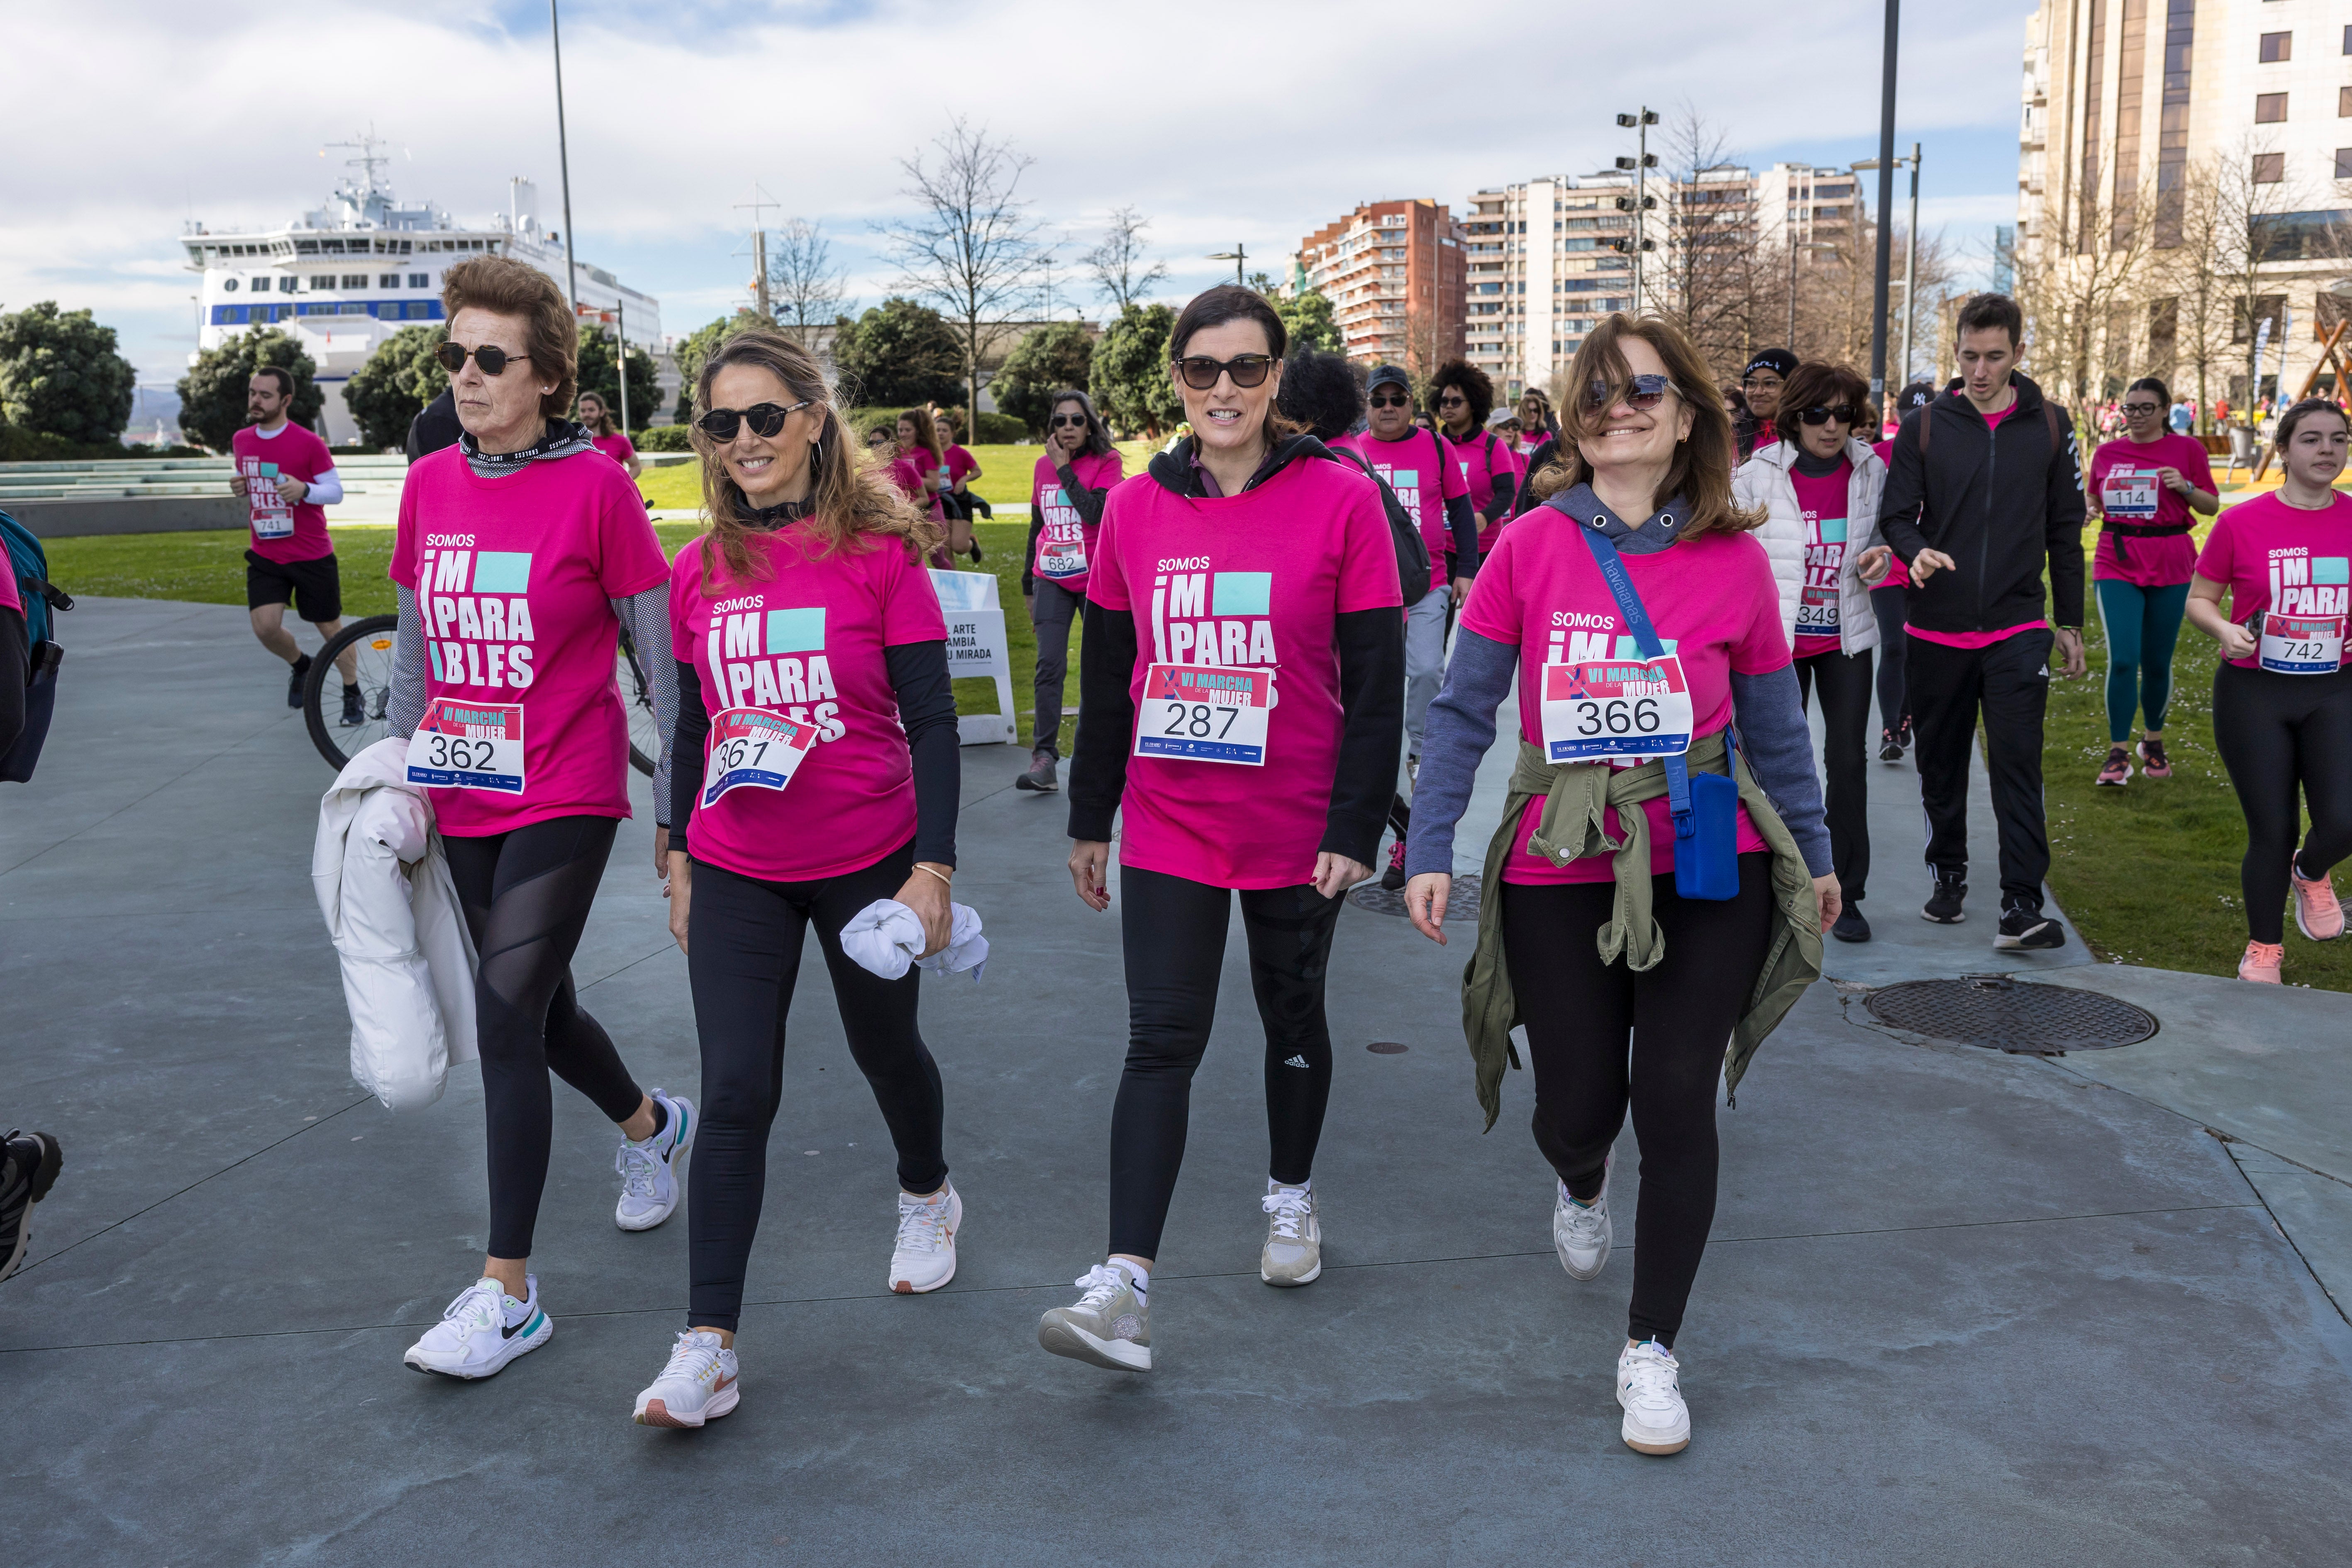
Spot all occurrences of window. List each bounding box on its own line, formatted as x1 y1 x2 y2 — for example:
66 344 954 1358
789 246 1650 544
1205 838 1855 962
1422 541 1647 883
2342 85 2352 115
2259 30 2290 62
222 277 239 292
408 272 429 288
379 273 399 288
339 273 367 288
307 275 332 291
2254 152 2286 183
2344 23 2350 53
2258 92 2289 122
2339 148 2352 179
277 276 296 294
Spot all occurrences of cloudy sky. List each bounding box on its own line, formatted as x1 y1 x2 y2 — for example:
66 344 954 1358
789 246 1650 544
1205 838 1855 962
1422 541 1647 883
5 0 2038 393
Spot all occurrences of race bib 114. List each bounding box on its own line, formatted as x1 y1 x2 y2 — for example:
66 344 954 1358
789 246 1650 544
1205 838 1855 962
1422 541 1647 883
2258 612 2345 675
407 697 525 793
2102 468 2158 519
1135 663 1271 766
700 705 818 805
1539 653 1694 764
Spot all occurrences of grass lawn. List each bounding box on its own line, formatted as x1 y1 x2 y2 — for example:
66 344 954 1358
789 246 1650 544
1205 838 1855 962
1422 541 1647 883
2040 485 2352 991
639 440 1162 512
44 520 1075 745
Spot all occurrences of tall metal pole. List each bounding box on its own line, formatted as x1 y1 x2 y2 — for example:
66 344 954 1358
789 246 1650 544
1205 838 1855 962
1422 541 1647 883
1866 0 1900 405
549 0 578 309
1787 213 1798 346
1633 115 1647 315
616 299 629 434
1900 142 1921 390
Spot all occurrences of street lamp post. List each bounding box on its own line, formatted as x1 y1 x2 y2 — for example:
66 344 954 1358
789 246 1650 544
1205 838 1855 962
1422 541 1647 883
1613 110 1660 313
615 298 627 434
549 0 578 310
1207 246 1248 286
1854 144 1923 386
1865 0 1900 407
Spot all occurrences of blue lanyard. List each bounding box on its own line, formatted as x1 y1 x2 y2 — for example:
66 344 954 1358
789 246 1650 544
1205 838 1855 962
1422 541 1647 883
1578 525 1696 834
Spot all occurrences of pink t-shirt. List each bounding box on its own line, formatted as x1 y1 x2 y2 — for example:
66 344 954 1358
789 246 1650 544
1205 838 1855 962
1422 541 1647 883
1459 509 1784 885
2193 490 2352 671
1789 459 1854 659
1332 429 1471 592
1449 429 1523 554
1514 431 1550 460
2089 432 2213 587
1030 449 1125 593
670 526 948 881
389 448 672 836
590 432 637 468
944 445 979 486
1087 458 1403 888
1869 439 1909 588
233 422 336 563
1907 399 2044 649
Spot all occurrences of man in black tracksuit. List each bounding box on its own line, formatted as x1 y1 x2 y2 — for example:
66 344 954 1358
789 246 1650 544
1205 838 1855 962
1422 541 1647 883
1876 293 2086 949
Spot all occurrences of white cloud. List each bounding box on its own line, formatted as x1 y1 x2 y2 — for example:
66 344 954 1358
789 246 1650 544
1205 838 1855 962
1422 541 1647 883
5 0 2038 380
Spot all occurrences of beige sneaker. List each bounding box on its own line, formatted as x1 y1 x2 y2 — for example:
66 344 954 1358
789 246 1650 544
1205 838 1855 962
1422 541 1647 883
1260 1183 1321 1286
1038 1263 1151 1372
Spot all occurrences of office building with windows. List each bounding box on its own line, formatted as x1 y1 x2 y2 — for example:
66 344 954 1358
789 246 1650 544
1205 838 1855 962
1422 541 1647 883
1293 199 1466 371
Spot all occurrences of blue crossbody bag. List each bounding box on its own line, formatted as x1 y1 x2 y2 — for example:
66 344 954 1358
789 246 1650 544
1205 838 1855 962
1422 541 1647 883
1578 527 1742 901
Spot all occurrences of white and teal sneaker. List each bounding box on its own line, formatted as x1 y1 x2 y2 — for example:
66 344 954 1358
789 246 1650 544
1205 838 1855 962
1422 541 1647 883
1618 1339 1691 1455
403 1275 551 1379
632 1330 741 1429
615 1090 694 1232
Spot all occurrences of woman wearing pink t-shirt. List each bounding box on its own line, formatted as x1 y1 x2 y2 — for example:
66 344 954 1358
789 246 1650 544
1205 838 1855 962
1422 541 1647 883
627 329 964 1429
1401 314 1835 1457
1015 389 1124 793
2186 397 2352 984
2086 376 2219 786
1036 285 1404 1375
577 391 642 479
385 256 687 1384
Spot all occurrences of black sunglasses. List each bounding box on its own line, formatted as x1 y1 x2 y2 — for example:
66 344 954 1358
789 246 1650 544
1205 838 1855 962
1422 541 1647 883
1049 413 1088 428
1798 405 1862 426
1368 393 1412 410
1586 373 1678 412
1175 354 1274 390
435 341 528 376
696 399 813 441
1437 391 1468 405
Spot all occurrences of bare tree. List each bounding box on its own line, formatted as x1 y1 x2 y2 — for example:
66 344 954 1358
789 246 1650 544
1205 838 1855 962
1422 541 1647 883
1083 206 1168 312
2210 135 2307 413
2151 159 2236 429
1654 106 1760 374
2013 160 2154 432
766 218 849 348
879 118 1053 422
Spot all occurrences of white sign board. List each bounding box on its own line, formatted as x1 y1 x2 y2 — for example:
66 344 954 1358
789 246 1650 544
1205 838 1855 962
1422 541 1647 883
929 568 1018 746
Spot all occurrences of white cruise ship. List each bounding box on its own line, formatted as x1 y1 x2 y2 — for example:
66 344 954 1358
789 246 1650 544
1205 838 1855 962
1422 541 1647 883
182 134 661 444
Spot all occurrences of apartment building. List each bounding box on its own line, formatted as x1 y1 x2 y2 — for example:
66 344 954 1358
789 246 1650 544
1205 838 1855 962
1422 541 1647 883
1753 164 1866 249
1459 176 1639 399
1294 199 1466 371
2019 0 2352 402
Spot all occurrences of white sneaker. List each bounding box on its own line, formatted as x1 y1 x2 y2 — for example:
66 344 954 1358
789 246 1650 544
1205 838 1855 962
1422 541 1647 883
632 1329 741 1428
403 1275 551 1379
1260 1182 1322 1285
615 1090 694 1231
1617 1339 1691 1455
1037 1261 1151 1372
1553 1157 1612 1281
889 1181 961 1294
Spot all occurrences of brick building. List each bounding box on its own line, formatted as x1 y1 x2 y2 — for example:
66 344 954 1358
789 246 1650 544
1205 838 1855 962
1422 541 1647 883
1294 198 1466 371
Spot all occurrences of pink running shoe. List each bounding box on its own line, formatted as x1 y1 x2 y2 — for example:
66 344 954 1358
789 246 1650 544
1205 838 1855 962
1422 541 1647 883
2096 746 2132 787
2238 941 2284 984
2291 862 2345 942
2136 737 2172 779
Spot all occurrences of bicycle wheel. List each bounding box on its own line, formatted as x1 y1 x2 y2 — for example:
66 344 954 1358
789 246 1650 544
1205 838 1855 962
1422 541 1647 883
303 614 401 770
617 636 658 777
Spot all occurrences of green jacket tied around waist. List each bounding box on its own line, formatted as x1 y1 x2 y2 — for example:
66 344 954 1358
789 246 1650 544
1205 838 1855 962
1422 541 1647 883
1458 733 1823 1130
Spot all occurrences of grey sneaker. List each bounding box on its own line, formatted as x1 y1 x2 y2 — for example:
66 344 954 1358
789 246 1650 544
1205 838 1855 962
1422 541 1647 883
1038 1262 1151 1371
1553 1156 1612 1281
1260 1183 1321 1285
1014 751 1059 792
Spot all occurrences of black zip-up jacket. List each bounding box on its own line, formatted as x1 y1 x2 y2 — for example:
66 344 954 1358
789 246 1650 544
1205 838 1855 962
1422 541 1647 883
1879 372 2088 633
1066 433 1406 867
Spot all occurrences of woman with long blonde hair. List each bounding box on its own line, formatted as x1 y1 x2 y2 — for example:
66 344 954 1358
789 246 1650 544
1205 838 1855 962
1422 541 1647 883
630 327 966 1429
1402 313 1835 1457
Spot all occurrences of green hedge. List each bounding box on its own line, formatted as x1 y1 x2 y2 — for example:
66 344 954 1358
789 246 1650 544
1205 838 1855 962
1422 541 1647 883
634 425 695 452
846 407 1025 445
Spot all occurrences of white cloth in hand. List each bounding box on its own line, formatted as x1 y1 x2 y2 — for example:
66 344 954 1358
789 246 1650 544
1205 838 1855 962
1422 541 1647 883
839 898 987 981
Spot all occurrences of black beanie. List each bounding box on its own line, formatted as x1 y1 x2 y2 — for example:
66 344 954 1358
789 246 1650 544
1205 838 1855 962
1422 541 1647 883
1744 348 1800 380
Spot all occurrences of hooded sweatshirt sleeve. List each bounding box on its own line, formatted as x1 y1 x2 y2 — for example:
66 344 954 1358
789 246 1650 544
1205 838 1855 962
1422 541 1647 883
2045 415 2088 627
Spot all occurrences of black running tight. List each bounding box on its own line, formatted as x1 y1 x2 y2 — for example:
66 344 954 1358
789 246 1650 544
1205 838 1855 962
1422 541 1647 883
442 815 644 1261
2212 663 2352 944
1108 866 1346 1261
685 843 946 1332
1501 855 1777 1348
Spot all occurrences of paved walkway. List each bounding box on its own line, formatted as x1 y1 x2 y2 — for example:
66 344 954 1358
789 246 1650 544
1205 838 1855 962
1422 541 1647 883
8 598 2352 1566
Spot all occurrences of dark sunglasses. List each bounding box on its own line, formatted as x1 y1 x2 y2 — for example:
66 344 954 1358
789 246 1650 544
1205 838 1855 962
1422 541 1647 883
1797 405 1862 426
695 399 813 441
1436 391 1468 405
1175 354 1274 390
435 341 528 376
1368 393 1412 410
1049 413 1088 428
1586 373 1678 412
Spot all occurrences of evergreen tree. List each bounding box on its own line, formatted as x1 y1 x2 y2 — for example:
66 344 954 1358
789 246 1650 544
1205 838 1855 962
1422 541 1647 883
991 321 1094 434
176 327 322 453
343 324 448 451
0 301 138 444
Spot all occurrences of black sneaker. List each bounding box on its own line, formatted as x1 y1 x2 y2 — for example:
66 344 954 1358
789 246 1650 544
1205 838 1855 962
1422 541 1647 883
1831 905 1871 943
1879 728 1905 763
1922 868 1968 924
340 681 366 727
1380 839 1408 891
1014 751 1058 793
287 652 312 709
1995 900 2067 951
0 1129 63 1283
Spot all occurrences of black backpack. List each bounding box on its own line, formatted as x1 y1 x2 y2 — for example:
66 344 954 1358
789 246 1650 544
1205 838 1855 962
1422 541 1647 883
1325 446 1431 604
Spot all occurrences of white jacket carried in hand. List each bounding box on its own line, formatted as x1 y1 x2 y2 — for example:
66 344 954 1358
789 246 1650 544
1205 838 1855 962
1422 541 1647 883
1735 437 1888 658
312 737 477 1111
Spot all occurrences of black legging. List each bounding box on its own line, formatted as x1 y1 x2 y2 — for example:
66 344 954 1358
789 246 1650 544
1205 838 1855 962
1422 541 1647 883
2212 662 2352 944
685 841 947 1332
442 815 644 1261
1870 584 1909 734
1796 647 1874 906
1501 854 1776 1348
1108 865 1345 1261
1028 579 1079 759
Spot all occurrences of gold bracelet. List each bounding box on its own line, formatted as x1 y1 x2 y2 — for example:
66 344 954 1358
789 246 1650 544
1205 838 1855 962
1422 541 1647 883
915 863 953 888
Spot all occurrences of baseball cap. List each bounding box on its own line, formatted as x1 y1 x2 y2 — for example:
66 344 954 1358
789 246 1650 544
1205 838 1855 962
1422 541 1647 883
1365 364 1412 394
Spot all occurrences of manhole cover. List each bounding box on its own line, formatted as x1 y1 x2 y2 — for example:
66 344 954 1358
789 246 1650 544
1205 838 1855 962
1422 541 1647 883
1367 1041 1409 1055
1349 872 1481 921
1864 975 2157 1055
